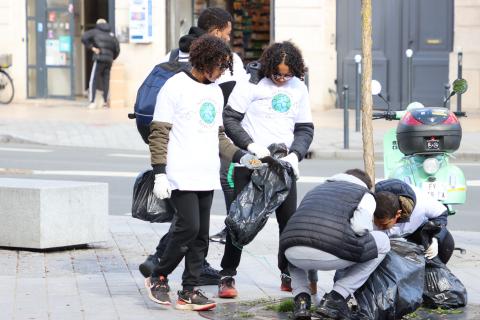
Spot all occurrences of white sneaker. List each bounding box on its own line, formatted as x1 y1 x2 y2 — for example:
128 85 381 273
87 102 97 109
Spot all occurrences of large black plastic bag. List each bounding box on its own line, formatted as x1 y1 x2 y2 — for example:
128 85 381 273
353 240 425 320
131 170 176 223
225 144 293 247
423 256 467 309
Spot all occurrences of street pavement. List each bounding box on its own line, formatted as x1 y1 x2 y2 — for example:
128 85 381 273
1 100 480 319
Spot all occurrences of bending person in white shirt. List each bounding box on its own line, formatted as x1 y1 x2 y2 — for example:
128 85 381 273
374 178 455 264
218 41 314 299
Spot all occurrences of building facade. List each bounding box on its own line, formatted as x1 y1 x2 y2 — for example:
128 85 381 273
0 0 478 112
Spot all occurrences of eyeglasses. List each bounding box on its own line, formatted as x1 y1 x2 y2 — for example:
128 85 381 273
272 73 294 81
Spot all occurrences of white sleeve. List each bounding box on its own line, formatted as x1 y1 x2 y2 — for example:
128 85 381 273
295 83 313 123
415 188 447 219
227 80 253 114
232 53 248 82
152 79 176 124
350 193 376 235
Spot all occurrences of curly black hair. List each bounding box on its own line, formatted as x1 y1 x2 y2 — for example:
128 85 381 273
189 34 233 77
198 7 232 32
259 41 306 80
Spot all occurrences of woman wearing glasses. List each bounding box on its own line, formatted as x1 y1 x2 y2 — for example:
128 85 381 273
218 41 314 298
145 34 261 311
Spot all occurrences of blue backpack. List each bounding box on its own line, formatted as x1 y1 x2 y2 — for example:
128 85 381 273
129 49 190 144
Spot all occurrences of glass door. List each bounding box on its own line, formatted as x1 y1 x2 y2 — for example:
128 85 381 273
45 0 75 98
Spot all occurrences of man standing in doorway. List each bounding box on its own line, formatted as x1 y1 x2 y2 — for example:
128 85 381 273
81 18 120 109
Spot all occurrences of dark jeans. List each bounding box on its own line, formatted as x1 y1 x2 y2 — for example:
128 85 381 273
89 60 111 103
152 190 213 290
220 167 297 276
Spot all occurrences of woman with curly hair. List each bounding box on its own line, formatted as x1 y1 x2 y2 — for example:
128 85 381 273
217 41 314 299
144 34 261 311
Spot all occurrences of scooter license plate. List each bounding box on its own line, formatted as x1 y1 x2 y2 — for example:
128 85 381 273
422 181 447 200
426 138 440 150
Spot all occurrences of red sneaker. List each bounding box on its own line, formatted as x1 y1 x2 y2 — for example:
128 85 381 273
218 276 238 298
280 273 292 292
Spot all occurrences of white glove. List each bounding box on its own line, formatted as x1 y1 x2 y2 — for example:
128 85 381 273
247 143 270 159
280 153 299 179
153 174 171 199
239 153 264 169
425 237 439 260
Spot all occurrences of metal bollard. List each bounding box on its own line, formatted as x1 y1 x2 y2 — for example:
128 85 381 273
406 49 413 105
457 51 463 112
343 85 349 149
354 54 362 132
444 84 451 109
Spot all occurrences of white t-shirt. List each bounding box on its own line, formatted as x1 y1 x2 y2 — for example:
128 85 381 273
152 72 224 191
380 185 447 237
162 51 248 84
228 77 312 148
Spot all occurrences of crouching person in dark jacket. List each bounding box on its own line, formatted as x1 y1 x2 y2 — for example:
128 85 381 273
279 169 398 320
374 178 455 264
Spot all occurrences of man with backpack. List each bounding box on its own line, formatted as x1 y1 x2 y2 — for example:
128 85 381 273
81 18 120 109
135 7 248 287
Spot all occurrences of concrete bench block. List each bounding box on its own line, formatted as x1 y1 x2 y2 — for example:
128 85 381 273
0 178 108 249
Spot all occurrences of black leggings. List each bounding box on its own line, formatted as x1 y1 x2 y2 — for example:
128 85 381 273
220 167 297 276
152 190 213 290
154 160 234 259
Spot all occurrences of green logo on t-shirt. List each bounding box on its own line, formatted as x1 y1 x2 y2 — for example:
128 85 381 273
199 102 216 124
271 93 291 113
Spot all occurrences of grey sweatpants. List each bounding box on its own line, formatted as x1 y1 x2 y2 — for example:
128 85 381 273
285 231 390 298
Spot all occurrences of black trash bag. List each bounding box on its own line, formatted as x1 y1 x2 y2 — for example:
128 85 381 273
131 170 176 223
353 240 425 320
423 256 468 309
225 143 293 247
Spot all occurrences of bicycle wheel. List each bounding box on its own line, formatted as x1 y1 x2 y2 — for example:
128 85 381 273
0 69 14 104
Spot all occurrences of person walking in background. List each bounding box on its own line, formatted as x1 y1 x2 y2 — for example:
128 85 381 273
218 41 314 299
81 18 120 109
144 34 260 311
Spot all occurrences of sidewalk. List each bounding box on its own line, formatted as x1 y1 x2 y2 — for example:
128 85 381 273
1 101 480 319
1 100 480 160
1 216 480 320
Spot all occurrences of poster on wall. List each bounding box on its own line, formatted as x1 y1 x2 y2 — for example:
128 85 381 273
129 0 152 43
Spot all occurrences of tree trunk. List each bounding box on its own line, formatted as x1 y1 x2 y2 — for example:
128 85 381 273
361 0 375 189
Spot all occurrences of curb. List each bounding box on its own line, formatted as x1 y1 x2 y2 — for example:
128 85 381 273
0 134 44 145
310 148 480 162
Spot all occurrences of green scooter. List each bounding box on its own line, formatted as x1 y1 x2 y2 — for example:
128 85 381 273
372 79 468 215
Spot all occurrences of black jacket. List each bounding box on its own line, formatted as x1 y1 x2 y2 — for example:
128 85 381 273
280 179 378 263
81 23 120 63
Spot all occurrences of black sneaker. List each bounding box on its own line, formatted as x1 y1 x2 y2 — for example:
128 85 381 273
209 228 227 244
198 261 221 286
293 292 312 320
145 276 171 305
316 291 351 320
176 289 216 311
139 254 160 278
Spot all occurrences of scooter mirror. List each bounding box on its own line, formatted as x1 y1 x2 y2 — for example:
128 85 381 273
452 79 468 95
371 80 382 95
